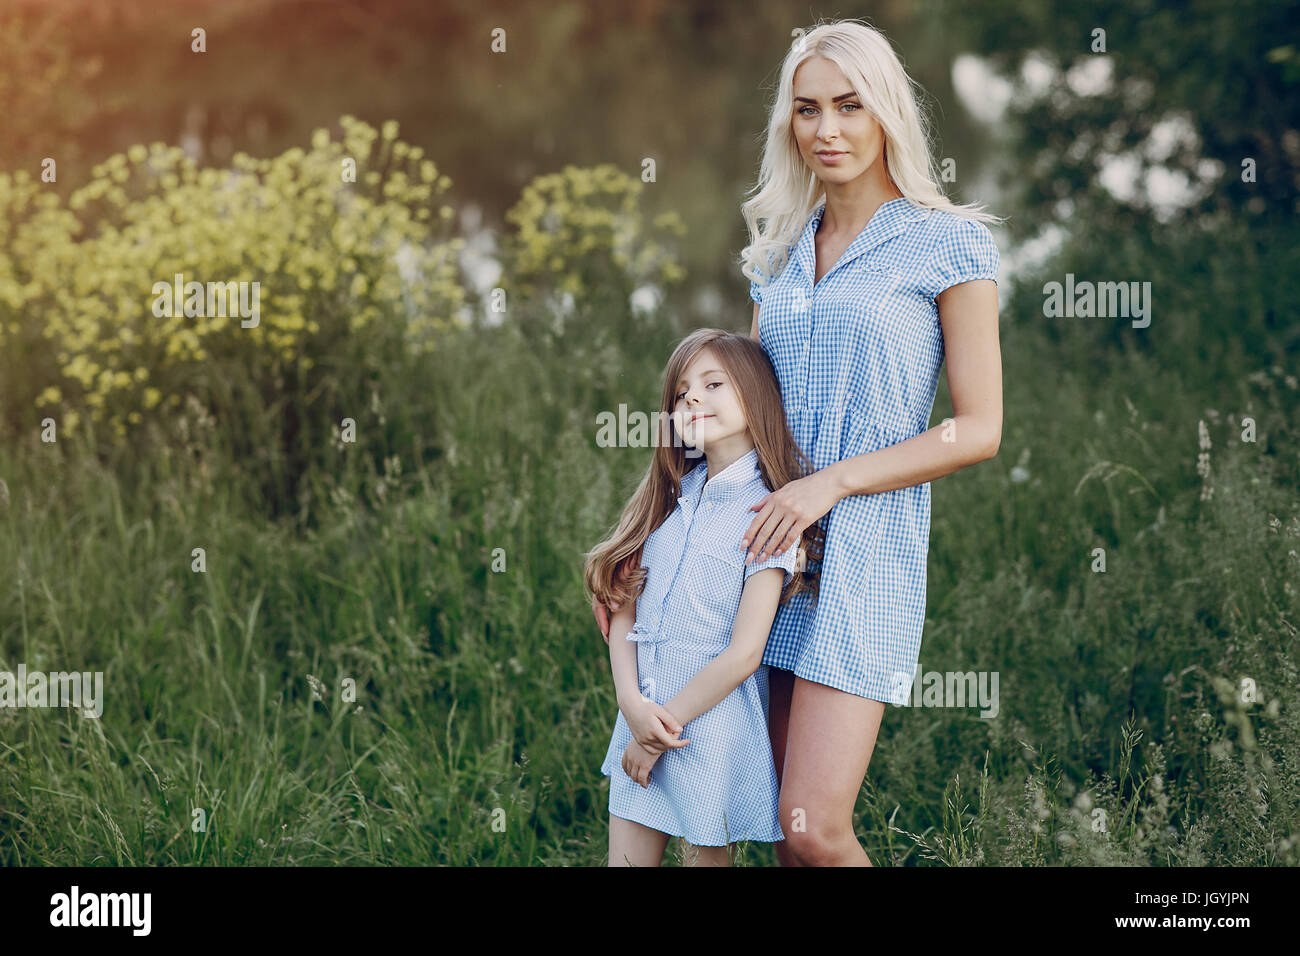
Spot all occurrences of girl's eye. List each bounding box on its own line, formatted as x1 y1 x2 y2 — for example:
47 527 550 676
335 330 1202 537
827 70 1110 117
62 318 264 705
676 382 720 400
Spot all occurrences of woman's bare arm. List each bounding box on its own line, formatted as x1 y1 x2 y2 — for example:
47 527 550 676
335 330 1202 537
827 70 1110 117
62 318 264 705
824 278 1001 498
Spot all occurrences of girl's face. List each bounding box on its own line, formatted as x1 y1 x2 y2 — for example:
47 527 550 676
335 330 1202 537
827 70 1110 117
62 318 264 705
671 347 746 452
790 56 888 188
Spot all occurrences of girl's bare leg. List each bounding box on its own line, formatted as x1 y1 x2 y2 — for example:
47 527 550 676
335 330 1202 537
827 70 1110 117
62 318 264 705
679 840 732 867
608 813 670 866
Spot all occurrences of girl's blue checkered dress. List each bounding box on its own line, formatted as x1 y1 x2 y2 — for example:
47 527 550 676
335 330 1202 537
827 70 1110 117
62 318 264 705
600 447 800 847
750 197 999 704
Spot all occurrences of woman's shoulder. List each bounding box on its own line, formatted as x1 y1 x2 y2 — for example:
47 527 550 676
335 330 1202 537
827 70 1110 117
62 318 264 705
914 206 991 239
912 208 1000 294
915 208 998 254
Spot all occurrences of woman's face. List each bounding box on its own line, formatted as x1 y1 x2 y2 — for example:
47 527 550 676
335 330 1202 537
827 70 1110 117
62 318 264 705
790 56 888 187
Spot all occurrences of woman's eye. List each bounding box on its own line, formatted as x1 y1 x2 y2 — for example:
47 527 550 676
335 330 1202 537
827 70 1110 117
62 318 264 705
798 104 860 115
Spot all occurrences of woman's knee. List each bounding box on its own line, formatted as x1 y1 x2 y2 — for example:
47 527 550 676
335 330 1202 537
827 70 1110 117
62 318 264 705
778 798 853 866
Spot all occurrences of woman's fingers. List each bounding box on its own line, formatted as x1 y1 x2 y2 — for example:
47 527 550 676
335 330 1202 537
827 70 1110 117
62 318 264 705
746 497 810 563
746 515 783 564
765 514 801 556
742 499 771 554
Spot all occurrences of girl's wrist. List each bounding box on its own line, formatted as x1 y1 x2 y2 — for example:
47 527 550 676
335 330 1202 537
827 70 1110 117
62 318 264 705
616 687 646 713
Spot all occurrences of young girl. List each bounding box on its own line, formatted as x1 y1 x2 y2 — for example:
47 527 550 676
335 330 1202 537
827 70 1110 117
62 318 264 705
583 328 825 866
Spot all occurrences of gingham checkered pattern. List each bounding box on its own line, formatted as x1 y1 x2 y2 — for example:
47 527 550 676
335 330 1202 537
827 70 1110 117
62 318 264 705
749 197 999 703
600 447 799 846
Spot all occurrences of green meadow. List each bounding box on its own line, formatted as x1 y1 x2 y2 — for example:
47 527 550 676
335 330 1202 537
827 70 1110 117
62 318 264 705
3 262 1297 864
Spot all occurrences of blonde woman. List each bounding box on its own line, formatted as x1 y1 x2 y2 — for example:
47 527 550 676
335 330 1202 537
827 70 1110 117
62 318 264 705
599 17 1003 865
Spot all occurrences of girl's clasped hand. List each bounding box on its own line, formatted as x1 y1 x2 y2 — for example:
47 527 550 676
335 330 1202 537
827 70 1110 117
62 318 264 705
620 687 689 788
621 740 658 788
623 694 688 754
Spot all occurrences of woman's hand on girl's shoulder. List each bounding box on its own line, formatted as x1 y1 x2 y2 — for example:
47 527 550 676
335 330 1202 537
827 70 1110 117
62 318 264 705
743 469 842 565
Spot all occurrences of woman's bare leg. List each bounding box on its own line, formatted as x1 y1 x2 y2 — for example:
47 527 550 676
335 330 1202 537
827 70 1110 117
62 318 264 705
767 666 801 867
777 676 885 866
608 814 671 866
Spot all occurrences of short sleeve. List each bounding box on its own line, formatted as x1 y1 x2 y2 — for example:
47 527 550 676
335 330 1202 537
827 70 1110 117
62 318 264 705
744 540 799 588
747 260 770 305
925 216 999 297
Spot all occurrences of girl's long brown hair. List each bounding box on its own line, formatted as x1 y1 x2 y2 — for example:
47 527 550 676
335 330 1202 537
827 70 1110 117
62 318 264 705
583 328 825 618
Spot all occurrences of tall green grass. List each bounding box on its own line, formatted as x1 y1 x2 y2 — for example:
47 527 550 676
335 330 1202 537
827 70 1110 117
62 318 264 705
2 293 1297 865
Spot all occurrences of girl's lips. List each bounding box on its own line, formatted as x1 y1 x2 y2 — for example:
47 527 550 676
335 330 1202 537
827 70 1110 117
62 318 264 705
818 151 846 164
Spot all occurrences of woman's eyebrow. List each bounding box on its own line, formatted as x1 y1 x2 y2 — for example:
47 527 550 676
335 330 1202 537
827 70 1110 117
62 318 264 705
793 92 857 104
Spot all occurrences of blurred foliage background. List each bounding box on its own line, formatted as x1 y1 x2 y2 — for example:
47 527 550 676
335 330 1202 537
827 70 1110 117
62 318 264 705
0 0 1297 866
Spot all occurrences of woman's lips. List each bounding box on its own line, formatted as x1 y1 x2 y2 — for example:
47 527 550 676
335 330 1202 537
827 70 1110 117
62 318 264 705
817 151 846 164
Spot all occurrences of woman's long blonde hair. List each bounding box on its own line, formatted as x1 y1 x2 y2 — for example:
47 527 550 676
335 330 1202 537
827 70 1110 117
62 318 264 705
740 18 1003 290
583 328 825 617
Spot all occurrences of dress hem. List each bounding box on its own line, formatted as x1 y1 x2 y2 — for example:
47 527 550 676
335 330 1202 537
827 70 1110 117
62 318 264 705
602 771 785 846
607 808 785 847
765 660 897 705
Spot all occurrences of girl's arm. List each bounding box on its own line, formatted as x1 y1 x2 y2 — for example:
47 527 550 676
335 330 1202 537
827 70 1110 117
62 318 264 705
607 600 642 711
662 567 785 725
608 598 688 752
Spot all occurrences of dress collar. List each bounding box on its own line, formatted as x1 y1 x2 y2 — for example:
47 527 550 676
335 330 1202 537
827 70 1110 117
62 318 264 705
795 196 930 286
677 447 760 510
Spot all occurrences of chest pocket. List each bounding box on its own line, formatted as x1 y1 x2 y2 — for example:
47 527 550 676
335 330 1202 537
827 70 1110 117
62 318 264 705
682 538 745 637
855 255 935 330
856 258 906 299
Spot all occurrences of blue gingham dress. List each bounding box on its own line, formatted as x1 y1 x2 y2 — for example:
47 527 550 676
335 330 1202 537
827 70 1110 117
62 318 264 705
600 447 800 846
749 197 999 704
